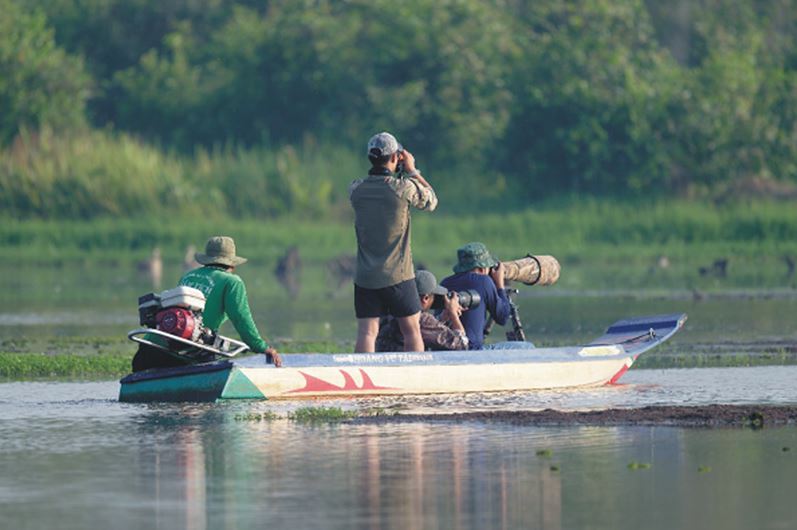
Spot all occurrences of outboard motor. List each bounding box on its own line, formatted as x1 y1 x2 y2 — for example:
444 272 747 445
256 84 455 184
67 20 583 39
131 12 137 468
155 286 207 343
156 307 197 340
130 286 249 360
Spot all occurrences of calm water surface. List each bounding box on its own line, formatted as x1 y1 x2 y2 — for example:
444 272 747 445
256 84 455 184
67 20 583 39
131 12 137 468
3 263 797 528
2 368 797 529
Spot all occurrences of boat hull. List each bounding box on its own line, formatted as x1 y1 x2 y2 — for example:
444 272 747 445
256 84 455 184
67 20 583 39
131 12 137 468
119 313 686 402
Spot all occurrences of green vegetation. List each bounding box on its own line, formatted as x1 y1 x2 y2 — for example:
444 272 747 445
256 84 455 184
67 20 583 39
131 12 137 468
634 351 797 370
0 0 89 144
746 411 765 430
233 411 279 422
0 352 131 380
3 0 797 219
535 449 554 458
627 461 652 470
0 338 354 381
233 407 396 422
2 199 797 262
0 131 360 220
288 406 357 423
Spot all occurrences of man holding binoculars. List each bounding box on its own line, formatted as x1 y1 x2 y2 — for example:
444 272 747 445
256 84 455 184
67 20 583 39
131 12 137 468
376 270 469 352
349 132 438 353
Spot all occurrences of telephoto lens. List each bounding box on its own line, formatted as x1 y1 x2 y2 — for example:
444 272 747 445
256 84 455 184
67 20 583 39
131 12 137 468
432 289 481 311
454 289 481 310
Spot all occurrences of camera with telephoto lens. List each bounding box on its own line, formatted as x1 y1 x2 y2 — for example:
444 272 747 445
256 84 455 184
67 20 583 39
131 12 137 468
432 289 481 311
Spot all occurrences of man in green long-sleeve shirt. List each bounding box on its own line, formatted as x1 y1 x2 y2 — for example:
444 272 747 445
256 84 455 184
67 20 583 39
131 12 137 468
132 236 281 371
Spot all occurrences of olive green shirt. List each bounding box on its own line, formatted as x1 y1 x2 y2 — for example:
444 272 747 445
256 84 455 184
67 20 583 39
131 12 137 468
349 171 437 289
178 266 269 352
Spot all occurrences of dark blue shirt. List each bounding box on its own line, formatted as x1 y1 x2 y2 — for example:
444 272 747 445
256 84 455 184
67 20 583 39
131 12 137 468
440 272 510 349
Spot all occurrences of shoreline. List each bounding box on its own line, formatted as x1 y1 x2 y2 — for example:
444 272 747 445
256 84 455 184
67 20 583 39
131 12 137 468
356 405 797 428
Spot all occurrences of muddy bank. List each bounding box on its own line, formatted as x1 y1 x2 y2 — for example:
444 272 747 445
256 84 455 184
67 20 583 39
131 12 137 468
358 405 797 428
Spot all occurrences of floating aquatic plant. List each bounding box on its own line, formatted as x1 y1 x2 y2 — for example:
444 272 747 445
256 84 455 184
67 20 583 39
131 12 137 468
627 461 652 470
234 411 279 422
746 411 765 430
289 406 357 423
535 449 553 458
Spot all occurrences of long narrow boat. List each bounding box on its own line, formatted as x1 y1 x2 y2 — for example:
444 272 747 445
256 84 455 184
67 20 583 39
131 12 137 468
119 313 686 403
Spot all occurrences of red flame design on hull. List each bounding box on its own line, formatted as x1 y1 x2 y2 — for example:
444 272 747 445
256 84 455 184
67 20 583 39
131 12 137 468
608 364 630 385
288 369 396 393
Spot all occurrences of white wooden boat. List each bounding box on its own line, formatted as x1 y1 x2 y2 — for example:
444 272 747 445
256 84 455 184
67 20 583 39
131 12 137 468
119 313 686 402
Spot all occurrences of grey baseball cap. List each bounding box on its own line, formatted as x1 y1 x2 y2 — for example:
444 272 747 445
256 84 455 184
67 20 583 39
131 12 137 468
415 270 448 296
367 132 402 158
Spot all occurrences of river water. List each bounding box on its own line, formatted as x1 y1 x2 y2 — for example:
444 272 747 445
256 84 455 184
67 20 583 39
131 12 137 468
1 366 797 529
3 263 797 528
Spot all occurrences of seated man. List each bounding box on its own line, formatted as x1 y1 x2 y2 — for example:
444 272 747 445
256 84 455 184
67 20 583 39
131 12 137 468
441 242 510 349
132 236 281 371
376 270 468 352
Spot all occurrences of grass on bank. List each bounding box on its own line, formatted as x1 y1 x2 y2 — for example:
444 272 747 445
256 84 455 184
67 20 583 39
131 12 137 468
2 200 797 279
0 339 352 381
0 353 132 380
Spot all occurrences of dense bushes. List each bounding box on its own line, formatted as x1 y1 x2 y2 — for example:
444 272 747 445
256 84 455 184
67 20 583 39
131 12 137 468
3 0 797 218
0 130 362 219
0 0 89 144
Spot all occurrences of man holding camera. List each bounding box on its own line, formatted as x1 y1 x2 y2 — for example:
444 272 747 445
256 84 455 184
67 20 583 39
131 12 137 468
349 131 438 353
376 270 468 352
441 242 511 349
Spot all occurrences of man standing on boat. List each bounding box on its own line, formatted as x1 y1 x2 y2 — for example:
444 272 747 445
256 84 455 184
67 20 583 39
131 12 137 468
441 242 510 349
349 132 438 352
376 270 468 352
131 236 281 371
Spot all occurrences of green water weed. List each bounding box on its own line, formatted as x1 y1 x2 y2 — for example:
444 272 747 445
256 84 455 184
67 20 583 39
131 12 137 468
0 352 131 380
288 406 357 423
234 411 280 422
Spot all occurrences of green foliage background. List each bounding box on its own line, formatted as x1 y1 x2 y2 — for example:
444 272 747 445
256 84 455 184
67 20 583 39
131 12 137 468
2 0 797 219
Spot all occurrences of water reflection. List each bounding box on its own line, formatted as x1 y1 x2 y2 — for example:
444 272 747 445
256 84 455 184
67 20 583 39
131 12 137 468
116 409 797 530
136 413 568 530
1 378 797 529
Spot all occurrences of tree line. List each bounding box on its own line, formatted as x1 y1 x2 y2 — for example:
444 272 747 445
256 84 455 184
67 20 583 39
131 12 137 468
2 0 797 219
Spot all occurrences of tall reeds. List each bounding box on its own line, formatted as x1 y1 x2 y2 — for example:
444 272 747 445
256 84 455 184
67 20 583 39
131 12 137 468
0 129 362 220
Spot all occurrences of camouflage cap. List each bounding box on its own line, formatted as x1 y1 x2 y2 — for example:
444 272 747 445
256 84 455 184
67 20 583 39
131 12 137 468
453 242 498 273
415 270 448 296
367 131 402 158
195 236 248 267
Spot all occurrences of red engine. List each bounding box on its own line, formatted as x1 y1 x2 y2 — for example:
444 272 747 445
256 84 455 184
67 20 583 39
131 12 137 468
156 307 196 339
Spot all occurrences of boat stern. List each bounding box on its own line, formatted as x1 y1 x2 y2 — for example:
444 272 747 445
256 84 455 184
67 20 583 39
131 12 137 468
119 360 270 402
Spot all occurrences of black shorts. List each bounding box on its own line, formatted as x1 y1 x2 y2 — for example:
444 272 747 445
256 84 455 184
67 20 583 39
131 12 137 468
354 278 422 319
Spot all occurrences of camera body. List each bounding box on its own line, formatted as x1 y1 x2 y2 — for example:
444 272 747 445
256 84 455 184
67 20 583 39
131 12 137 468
395 148 405 175
432 289 481 311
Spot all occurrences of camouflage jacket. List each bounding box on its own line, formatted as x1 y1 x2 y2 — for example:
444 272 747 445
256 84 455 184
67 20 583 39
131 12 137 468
376 311 468 352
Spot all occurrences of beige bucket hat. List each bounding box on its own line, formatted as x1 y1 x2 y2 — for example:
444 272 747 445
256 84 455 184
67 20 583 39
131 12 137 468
195 236 248 267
